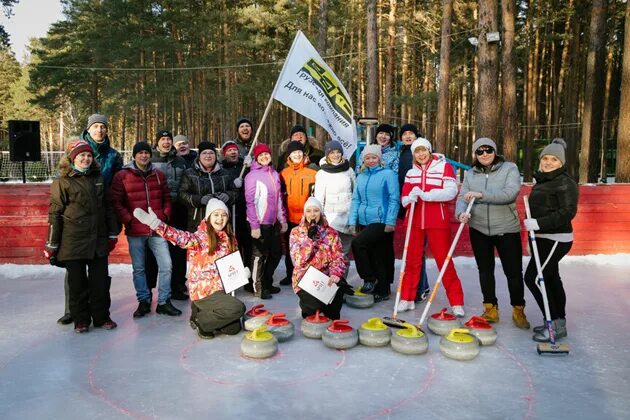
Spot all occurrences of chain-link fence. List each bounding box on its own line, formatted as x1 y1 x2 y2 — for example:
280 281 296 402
0 151 134 182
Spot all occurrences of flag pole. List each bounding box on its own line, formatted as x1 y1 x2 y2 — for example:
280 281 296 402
239 31 305 177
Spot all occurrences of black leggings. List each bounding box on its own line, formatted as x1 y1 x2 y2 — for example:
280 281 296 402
251 224 283 291
524 238 572 320
469 228 525 306
65 256 111 326
351 223 395 295
297 289 344 320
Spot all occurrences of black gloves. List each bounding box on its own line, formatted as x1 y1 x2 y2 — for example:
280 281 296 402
337 279 355 296
307 224 319 240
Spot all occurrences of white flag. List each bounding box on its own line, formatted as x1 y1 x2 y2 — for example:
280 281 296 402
272 31 357 159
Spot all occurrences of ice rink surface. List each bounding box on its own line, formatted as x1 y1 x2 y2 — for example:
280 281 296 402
1 255 629 420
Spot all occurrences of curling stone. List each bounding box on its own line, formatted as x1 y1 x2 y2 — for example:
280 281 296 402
244 304 272 331
465 316 498 346
427 308 462 336
241 326 278 359
322 320 358 350
301 310 332 339
358 317 391 347
439 328 480 361
390 323 429 355
265 313 295 342
344 289 374 309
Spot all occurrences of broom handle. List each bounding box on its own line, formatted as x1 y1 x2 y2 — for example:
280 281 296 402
417 197 475 326
524 195 556 344
238 93 276 178
392 201 416 318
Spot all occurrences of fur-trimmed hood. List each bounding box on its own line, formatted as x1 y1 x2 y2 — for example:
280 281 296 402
279 136 322 154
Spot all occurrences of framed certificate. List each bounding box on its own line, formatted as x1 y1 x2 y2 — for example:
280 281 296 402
297 265 339 304
215 250 249 294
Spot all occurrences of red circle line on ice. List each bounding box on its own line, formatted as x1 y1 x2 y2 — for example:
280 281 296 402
179 339 347 387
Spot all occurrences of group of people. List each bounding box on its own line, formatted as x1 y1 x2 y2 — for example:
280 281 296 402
45 115 578 345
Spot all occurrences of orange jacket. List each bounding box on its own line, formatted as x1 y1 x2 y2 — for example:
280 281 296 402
280 159 317 224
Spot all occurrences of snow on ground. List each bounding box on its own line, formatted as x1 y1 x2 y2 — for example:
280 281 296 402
0 255 629 419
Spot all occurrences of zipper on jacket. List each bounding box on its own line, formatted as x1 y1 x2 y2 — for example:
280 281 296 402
363 170 372 224
421 164 427 229
144 176 152 235
267 169 280 223
485 173 491 236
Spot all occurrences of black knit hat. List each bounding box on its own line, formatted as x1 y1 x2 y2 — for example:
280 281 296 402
399 123 419 138
236 117 252 130
375 123 395 140
325 140 343 156
290 125 308 138
197 141 217 155
287 141 305 154
156 129 173 142
132 141 152 157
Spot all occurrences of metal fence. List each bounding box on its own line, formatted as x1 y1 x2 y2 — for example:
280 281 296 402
0 151 134 182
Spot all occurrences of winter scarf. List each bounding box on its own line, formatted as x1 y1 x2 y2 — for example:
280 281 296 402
81 131 123 186
320 159 350 173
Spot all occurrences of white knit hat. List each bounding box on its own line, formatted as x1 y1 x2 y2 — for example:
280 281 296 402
205 198 229 220
361 144 382 159
411 137 432 154
303 196 323 213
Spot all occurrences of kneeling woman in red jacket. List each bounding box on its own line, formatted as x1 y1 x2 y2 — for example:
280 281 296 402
289 197 352 320
134 199 246 339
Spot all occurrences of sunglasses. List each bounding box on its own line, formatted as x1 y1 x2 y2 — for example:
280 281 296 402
475 147 495 156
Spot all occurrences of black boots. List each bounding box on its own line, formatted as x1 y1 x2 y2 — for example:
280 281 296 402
156 300 182 316
57 313 73 325
133 301 151 318
360 280 377 294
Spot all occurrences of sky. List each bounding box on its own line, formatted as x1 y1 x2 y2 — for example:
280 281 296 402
1 0 64 62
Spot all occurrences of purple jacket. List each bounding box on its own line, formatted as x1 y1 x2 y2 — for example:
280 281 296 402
244 161 286 229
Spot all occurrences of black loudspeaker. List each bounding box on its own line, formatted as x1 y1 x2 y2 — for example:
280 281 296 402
9 120 41 162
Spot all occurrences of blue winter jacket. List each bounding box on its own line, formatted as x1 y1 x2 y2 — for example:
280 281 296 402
349 165 400 227
80 132 123 187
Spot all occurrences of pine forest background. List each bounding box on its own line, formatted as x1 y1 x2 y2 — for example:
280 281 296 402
1 0 630 182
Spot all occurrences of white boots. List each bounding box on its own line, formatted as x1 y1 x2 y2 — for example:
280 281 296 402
397 300 415 312
452 305 465 318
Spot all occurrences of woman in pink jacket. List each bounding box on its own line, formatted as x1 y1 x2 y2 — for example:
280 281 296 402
244 144 288 299
133 199 246 339
289 197 352 320
398 138 465 317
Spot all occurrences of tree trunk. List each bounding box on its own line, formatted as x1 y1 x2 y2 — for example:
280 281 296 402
579 0 608 183
315 0 329 146
366 0 378 117
401 10 410 122
476 0 499 141
384 0 397 121
616 0 630 182
500 0 517 162
553 0 574 136
435 0 453 153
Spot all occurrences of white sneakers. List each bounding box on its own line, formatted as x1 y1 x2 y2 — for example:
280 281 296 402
452 305 465 317
397 300 415 312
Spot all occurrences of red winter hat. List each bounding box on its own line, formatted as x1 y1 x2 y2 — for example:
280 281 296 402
222 140 238 153
253 143 271 159
66 140 93 161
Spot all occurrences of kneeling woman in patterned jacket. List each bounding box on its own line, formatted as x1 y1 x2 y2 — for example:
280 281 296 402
134 199 246 339
289 197 353 320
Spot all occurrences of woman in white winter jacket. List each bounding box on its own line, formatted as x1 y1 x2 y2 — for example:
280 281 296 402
314 141 356 260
